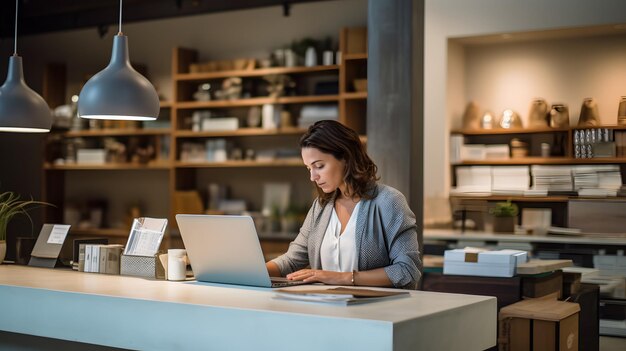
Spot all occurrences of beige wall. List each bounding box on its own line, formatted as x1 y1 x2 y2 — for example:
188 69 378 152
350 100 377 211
424 0 626 223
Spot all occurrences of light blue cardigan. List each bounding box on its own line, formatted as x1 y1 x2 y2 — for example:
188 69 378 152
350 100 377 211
271 184 421 289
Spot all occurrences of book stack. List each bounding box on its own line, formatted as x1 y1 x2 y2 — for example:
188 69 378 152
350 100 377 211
298 105 339 128
450 166 492 195
491 166 530 195
574 165 622 197
80 244 124 274
274 287 410 305
615 131 626 157
530 165 574 192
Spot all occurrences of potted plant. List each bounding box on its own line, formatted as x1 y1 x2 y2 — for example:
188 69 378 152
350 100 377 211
0 191 52 264
489 200 519 233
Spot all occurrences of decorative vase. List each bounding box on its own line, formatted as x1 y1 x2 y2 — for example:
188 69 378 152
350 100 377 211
493 217 516 233
0 240 6 264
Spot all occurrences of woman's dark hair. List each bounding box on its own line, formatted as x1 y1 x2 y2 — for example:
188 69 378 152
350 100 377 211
300 120 379 205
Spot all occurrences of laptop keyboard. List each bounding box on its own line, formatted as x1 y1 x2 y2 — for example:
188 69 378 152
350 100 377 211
270 278 307 288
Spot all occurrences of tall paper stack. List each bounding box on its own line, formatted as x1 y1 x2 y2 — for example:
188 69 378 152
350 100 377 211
491 166 530 195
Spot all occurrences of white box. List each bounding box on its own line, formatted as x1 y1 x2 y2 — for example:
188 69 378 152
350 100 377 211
443 249 528 277
460 144 486 160
201 117 239 131
77 149 106 164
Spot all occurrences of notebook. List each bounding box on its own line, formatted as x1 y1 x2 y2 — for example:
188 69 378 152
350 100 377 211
175 214 308 288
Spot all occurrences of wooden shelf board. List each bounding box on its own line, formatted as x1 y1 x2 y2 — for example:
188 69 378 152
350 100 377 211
176 95 339 109
64 129 170 137
160 101 173 108
175 159 303 168
456 157 626 165
175 127 307 138
451 127 570 135
342 91 367 100
175 65 339 81
70 228 130 237
450 195 570 202
43 162 171 170
344 53 368 60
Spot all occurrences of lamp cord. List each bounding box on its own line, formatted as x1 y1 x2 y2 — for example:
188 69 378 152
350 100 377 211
118 0 123 35
13 0 18 55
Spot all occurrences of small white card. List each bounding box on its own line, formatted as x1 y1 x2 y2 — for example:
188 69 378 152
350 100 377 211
46 224 71 244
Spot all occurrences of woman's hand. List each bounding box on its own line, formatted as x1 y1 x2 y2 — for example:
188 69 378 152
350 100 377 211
286 269 351 285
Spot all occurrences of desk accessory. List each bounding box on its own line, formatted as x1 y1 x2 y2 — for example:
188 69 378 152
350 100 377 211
28 224 71 268
120 217 167 279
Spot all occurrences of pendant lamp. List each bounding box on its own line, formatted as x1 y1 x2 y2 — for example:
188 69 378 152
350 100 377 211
78 0 159 121
0 0 52 133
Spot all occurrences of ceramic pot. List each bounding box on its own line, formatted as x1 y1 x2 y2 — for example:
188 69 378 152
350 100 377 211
578 98 600 126
550 104 570 128
462 101 481 130
0 240 6 264
617 96 626 126
528 98 549 127
493 217 516 233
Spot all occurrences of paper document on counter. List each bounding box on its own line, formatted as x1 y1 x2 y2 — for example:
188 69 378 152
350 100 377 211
124 217 168 256
274 287 410 305
46 224 71 244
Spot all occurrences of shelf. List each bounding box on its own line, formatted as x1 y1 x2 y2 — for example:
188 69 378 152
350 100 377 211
455 157 626 165
344 53 368 60
70 228 130 237
160 101 173 108
450 195 570 202
175 65 339 81
342 92 367 100
175 127 307 138
424 229 626 245
64 129 170 137
451 194 626 202
175 95 339 109
43 162 171 170
451 126 570 135
175 159 303 168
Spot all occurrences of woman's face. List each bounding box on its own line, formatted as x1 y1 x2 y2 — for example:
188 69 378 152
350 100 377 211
301 147 345 193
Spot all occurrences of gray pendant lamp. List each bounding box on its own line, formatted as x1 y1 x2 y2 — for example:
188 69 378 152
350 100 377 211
0 0 52 133
78 0 159 121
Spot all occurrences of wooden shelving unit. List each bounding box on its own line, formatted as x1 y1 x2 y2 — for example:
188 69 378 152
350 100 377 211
450 124 626 229
42 26 368 253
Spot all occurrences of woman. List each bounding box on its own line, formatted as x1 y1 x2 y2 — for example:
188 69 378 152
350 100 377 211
266 120 421 289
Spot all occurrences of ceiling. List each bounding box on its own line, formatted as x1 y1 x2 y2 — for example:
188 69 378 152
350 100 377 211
0 0 330 39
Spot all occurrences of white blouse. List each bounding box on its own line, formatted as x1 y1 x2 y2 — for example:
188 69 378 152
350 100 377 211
320 201 361 272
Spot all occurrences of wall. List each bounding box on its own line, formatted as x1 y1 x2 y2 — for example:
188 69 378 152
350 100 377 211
424 0 626 222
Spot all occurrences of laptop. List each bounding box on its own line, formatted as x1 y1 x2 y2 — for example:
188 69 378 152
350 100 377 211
175 214 308 288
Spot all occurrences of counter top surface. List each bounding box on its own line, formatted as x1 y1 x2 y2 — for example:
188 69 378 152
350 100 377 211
425 228 626 245
0 265 497 350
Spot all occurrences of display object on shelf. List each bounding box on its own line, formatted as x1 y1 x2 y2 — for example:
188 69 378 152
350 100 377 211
618 96 626 126
528 98 549 127
549 104 569 128
577 98 600 127
499 109 523 129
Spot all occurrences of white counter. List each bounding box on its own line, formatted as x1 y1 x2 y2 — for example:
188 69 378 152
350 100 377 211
0 265 496 351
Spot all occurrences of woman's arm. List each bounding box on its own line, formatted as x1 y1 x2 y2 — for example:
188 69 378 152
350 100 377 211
266 261 281 277
286 267 392 287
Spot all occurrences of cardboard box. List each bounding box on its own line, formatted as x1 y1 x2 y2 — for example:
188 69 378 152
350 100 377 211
522 270 563 299
444 249 528 278
499 298 580 351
